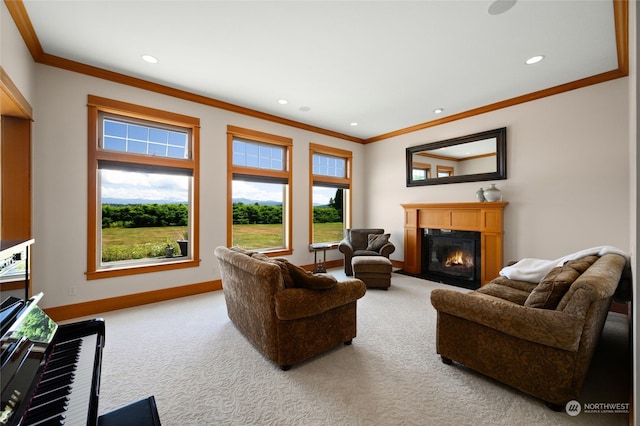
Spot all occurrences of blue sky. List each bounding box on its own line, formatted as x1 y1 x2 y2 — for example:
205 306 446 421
101 169 336 205
101 169 189 202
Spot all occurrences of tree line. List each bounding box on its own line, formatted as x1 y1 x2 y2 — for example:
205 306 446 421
232 203 342 224
102 189 344 228
233 189 344 225
102 203 188 228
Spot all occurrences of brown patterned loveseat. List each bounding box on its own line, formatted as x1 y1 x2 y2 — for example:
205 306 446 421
430 253 628 410
214 246 366 370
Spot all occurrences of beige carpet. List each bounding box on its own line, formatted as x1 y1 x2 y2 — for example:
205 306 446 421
90 270 630 425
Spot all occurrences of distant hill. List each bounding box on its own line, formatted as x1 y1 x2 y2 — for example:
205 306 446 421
102 198 187 205
233 198 328 207
232 198 282 206
103 197 327 207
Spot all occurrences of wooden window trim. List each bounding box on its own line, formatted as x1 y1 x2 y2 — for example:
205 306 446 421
86 95 200 279
412 162 431 179
227 125 293 256
436 165 455 177
309 143 352 246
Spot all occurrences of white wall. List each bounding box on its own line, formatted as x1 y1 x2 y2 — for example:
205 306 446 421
364 78 630 264
31 65 365 309
0 1 36 104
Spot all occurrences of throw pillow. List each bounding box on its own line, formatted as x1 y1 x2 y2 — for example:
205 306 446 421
273 259 296 289
524 256 596 309
366 233 390 252
280 259 337 290
249 253 295 288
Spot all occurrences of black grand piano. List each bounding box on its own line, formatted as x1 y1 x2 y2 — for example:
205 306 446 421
0 293 104 425
0 294 160 426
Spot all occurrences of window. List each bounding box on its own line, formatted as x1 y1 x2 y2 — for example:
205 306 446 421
87 95 200 279
437 165 455 177
309 143 352 245
412 162 431 180
227 126 292 255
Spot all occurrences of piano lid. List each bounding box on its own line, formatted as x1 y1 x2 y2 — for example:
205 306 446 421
1 293 57 346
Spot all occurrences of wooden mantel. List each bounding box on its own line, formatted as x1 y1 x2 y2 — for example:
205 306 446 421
401 202 508 285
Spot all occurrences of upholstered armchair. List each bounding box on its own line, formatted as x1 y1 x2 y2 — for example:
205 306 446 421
339 228 395 276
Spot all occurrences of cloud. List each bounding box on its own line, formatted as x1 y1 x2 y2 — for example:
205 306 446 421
232 181 283 202
231 181 339 205
101 169 189 202
313 187 335 205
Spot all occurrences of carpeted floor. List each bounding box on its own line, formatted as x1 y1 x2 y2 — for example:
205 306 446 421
90 270 630 425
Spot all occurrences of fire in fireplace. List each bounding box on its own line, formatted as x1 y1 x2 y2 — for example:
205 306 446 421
422 229 481 289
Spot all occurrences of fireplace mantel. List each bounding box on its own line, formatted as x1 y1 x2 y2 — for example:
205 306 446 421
401 202 508 285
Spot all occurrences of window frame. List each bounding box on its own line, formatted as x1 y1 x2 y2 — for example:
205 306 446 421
309 143 352 247
437 165 455 177
227 125 293 256
412 162 431 180
87 95 200 279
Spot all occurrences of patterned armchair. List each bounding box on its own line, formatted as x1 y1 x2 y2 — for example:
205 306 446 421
338 228 395 276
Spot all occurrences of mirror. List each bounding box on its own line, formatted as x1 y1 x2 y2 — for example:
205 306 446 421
406 127 506 186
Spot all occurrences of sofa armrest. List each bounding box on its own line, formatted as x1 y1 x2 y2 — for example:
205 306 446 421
430 289 584 352
338 239 354 256
379 242 395 257
275 279 366 320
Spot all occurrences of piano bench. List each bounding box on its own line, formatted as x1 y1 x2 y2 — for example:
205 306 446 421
98 396 161 426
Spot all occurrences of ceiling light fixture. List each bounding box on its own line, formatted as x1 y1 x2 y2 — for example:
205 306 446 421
526 55 545 65
278 99 288 105
141 54 158 64
350 122 358 127
434 108 444 114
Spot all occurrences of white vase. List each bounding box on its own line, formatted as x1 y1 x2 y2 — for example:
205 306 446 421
483 184 502 202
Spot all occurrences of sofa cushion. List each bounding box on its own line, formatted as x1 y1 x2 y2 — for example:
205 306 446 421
485 276 538 293
278 258 337 290
366 233 390 251
354 250 381 257
476 283 530 305
524 256 597 309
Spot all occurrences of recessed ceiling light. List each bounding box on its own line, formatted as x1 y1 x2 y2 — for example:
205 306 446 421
350 122 358 127
526 55 545 65
434 108 444 114
488 0 517 16
278 99 288 105
141 54 158 64
299 106 311 112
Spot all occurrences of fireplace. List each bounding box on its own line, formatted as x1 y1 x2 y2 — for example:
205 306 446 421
422 229 481 290
401 203 507 285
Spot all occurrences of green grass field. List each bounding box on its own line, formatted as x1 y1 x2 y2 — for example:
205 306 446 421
101 226 188 261
101 222 343 261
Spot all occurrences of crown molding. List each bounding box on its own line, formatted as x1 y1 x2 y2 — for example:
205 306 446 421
5 0 629 145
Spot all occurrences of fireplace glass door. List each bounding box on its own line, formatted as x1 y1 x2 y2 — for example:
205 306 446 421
422 229 481 289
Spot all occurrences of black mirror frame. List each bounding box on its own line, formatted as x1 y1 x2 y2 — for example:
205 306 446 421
406 127 507 186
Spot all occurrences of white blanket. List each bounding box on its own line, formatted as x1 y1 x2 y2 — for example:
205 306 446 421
499 246 628 283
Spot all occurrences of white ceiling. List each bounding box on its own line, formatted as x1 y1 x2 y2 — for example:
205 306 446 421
21 0 619 140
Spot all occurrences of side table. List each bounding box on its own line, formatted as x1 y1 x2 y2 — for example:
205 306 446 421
309 243 331 273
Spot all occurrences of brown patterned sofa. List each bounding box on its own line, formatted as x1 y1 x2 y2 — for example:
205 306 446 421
430 253 628 410
214 246 366 370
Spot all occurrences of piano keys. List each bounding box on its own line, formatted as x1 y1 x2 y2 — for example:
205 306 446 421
0 293 105 426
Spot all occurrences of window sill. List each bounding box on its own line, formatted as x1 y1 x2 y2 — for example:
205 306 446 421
86 258 200 280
